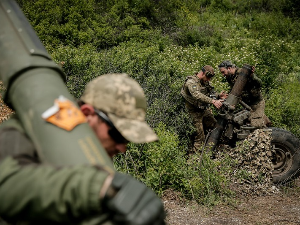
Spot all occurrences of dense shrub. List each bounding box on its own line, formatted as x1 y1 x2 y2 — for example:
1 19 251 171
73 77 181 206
114 123 233 205
266 75 300 137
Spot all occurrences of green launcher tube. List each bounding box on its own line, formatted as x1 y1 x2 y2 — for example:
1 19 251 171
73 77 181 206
0 0 114 171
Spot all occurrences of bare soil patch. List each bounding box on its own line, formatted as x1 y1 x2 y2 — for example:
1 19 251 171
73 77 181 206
163 180 300 225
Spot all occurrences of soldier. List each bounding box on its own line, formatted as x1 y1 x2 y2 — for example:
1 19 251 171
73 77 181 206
181 65 224 152
218 60 270 128
0 73 165 225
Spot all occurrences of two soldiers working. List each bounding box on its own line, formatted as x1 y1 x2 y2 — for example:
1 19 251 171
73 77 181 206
181 61 269 152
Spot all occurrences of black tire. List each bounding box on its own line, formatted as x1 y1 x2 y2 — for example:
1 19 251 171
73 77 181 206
270 127 300 184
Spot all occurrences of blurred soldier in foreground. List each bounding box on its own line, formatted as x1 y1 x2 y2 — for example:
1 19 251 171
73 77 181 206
0 0 165 223
0 74 165 224
181 65 225 152
218 60 271 128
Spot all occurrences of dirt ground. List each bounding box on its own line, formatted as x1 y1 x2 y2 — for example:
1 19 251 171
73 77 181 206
163 180 300 225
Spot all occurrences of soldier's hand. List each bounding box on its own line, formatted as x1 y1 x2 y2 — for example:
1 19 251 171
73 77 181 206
102 172 166 225
212 99 223 109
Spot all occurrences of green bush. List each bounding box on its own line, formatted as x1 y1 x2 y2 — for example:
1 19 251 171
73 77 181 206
114 123 187 195
17 0 97 47
266 80 300 137
114 123 233 205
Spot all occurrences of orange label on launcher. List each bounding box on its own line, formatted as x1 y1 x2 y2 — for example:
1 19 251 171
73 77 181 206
42 96 87 131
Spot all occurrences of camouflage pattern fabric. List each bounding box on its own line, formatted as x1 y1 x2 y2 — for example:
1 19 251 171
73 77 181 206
181 74 216 151
181 75 214 111
189 107 216 151
81 73 158 143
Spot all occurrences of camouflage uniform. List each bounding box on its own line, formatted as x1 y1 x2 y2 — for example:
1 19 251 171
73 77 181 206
181 74 217 150
0 74 164 225
226 68 267 128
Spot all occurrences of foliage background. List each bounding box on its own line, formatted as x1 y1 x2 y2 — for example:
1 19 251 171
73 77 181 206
15 0 300 205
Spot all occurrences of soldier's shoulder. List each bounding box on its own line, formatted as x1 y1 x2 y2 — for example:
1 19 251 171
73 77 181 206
186 78 197 86
185 75 198 83
236 67 243 73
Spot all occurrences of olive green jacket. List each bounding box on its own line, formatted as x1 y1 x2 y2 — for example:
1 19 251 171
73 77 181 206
0 117 111 225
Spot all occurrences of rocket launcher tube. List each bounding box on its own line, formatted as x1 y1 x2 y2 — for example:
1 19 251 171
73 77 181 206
0 0 114 170
0 0 65 102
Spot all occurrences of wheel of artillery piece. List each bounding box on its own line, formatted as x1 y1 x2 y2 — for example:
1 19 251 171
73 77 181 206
271 127 300 184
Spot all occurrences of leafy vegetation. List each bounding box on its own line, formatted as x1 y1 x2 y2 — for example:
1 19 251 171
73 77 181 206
13 0 300 205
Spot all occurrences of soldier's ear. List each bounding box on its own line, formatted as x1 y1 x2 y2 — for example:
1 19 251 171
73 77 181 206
80 104 95 116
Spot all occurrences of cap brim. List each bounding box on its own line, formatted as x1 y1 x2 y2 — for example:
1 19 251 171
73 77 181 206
108 113 158 143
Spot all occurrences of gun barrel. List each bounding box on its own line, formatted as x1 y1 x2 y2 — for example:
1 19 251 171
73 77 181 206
205 115 227 151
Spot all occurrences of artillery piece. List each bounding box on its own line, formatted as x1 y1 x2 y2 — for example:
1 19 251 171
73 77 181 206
205 65 300 184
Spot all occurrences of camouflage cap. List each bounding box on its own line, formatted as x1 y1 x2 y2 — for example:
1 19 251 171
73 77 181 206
202 65 215 78
80 73 158 143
